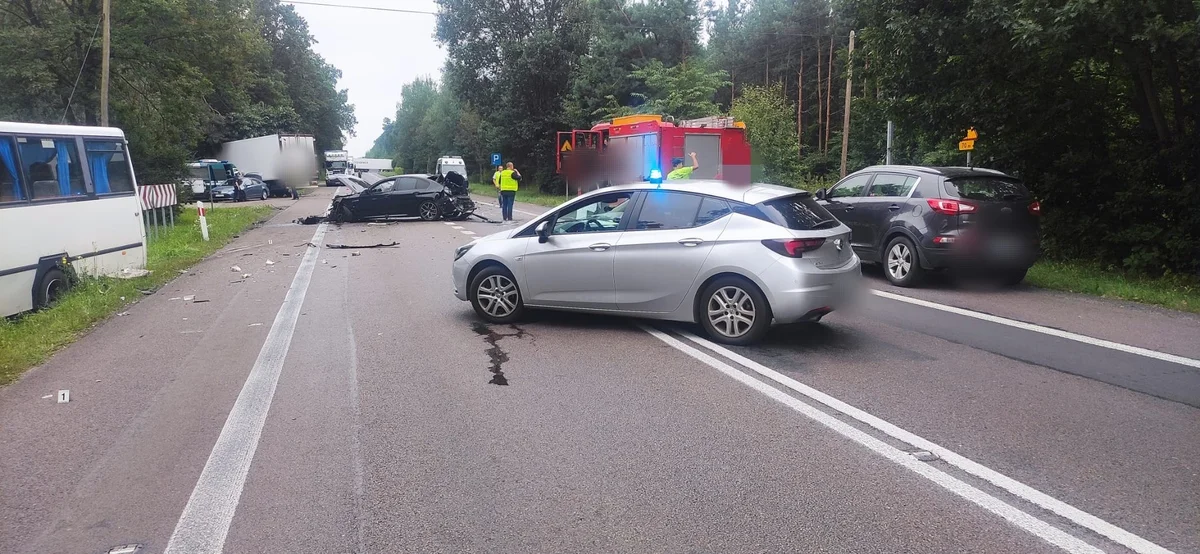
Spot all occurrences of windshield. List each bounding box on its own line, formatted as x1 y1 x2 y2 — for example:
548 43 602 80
944 177 1030 201
327 161 347 169
757 194 839 230
187 167 209 180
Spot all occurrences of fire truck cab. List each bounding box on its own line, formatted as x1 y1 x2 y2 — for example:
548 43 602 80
556 114 752 195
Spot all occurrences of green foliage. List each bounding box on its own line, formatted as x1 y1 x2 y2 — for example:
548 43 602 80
731 84 799 185
630 60 730 120
0 0 355 183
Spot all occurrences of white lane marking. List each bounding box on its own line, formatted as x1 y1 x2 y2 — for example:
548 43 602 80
870 289 1200 370
165 222 328 554
451 225 464 230
461 231 476 236
639 325 1103 554
443 221 456 226
679 329 1174 554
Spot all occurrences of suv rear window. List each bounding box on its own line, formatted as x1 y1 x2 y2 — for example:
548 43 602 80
756 194 839 230
944 177 1030 201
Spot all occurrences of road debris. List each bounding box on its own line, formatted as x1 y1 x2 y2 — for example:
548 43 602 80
265 260 276 265
192 299 210 303
182 295 195 302
118 268 151 279
321 259 328 264
41 394 52 399
248 322 263 327
296 215 326 225
325 241 398 249
169 297 181 301
231 265 242 272
351 252 361 256
116 311 130 317
367 222 390 226
242 273 252 278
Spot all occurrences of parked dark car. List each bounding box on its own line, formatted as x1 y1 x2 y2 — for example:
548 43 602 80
330 173 475 222
210 176 269 201
815 166 1040 287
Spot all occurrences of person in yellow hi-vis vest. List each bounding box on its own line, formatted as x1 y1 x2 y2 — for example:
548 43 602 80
492 164 503 207
498 162 521 222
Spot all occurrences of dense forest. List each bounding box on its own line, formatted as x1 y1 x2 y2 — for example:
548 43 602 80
0 0 355 183
369 0 1197 276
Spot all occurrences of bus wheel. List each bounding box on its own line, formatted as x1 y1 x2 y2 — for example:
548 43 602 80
36 268 68 309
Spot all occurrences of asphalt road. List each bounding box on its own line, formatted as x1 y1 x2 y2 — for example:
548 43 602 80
1 187 1197 554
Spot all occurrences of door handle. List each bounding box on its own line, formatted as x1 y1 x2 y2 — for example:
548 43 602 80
678 238 704 247
588 243 611 252
888 204 901 211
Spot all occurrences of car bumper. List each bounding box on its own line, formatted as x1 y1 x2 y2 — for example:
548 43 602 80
452 258 470 301
758 255 863 324
920 233 1038 271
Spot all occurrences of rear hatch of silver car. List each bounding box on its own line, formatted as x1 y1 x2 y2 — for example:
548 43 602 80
754 193 854 269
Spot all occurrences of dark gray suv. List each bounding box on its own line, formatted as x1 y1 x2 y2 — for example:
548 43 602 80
815 166 1040 287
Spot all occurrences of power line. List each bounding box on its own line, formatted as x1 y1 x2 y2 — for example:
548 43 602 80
61 13 104 124
280 0 437 15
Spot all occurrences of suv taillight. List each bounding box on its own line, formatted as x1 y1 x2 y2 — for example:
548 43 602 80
927 198 977 215
1028 200 1041 215
762 238 825 258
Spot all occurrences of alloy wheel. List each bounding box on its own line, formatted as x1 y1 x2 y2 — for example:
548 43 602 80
887 243 912 280
477 274 518 318
707 286 755 338
420 202 438 220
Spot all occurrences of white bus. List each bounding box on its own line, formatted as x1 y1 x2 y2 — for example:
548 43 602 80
0 122 146 318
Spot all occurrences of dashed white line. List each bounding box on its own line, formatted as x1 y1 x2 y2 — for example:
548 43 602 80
674 328 1174 554
870 289 1200 369
164 223 328 554
460 231 476 236
640 324 1104 554
442 221 456 226
451 225 464 230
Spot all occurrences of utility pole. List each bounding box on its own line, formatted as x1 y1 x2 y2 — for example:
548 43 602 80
100 0 111 126
824 35 833 155
815 39 823 154
886 121 894 165
840 30 855 178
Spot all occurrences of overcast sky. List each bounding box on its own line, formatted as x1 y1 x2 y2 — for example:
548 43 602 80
289 0 445 157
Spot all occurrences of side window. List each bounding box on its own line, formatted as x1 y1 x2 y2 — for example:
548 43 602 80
868 174 916 197
552 191 635 234
0 136 25 203
85 140 134 193
635 191 704 230
373 178 398 193
829 174 871 199
395 177 420 191
694 197 732 226
17 137 86 199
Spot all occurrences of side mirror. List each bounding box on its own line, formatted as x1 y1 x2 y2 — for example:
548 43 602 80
815 188 827 201
535 221 550 243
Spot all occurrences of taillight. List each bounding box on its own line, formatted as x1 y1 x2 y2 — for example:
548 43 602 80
1028 200 1041 215
762 238 825 258
927 198 977 215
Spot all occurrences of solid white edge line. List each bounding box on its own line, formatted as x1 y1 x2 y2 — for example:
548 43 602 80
638 324 1102 554
870 289 1200 370
164 222 328 554
679 329 1174 554
471 197 541 216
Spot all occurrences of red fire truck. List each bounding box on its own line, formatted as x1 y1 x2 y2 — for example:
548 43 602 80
556 114 752 194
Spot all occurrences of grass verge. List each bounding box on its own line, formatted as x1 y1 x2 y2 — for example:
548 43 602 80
1027 260 1199 314
0 205 275 385
469 183 565 209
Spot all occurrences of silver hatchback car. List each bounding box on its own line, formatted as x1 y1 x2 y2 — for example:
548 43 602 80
452 180 862 344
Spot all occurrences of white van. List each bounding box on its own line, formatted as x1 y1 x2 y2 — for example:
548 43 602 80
435 156 468 181
0 122 146 317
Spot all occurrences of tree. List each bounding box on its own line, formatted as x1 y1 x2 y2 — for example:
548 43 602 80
731 84 800 184
630 59 729 120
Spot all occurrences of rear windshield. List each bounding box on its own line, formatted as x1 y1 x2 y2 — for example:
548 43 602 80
756 194 839 230
944 177 1030 201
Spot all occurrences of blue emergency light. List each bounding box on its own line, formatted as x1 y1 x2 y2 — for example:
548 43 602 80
648 169 663 185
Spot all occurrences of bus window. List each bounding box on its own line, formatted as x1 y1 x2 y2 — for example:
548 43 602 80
86 140 134 193
15 137 86 199
0 136 24 203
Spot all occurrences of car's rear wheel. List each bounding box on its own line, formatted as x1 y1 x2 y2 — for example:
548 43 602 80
469 266 523 324
698 276 771 345
1001 267 1028 286
418 200 439 221
883 236 923 287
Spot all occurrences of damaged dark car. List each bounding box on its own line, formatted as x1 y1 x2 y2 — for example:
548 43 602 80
330 172 476 223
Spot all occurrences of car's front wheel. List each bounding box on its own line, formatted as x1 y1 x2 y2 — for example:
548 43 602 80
698 276 771 345
469 266 524 324
883 236 924 287
260 188 269 201
418 200 439 221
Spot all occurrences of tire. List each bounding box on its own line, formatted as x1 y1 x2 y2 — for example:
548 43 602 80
260 188 269 201
35 268 68 309
883 236 924 287
418 200 440 221
469 266 524 324
332 204 354 223
697 276 771 345
1002 267 1028 286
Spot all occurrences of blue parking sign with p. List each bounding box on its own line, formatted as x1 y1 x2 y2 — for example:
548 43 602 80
491 153 501 166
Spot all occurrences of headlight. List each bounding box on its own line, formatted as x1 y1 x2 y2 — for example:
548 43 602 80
454 243 474 261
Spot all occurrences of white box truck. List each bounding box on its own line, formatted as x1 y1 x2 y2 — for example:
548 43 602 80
324 150 352 176
436 156 467 181
354 157 392 176
219 134 317 196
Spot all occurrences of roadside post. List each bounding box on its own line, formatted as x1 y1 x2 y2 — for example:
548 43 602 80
197 201 210 241
959 127 977 166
